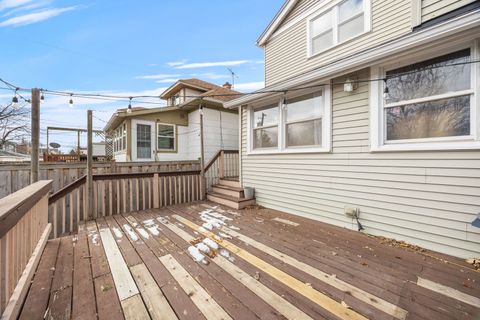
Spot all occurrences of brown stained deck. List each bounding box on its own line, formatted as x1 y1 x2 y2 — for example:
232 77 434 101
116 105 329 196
18 202 480 320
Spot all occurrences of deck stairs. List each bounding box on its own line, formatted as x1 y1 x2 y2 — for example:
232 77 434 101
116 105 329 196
207 177 255 209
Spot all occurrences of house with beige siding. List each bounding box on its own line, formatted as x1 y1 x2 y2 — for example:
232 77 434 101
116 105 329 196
225 0 480 258
105 79 240 162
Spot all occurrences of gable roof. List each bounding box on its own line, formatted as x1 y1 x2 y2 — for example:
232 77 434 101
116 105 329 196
199 86 242 102
257 0 299 47
160 78 220 99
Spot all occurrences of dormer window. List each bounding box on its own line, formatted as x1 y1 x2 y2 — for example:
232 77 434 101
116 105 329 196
173 94 182 106
308 0 370 57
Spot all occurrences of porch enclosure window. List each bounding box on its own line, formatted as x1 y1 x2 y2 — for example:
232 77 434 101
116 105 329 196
113 123 126 152
157 123 176 151
136 124 151 159
309 0 366 56
285 93 323 147
253 105 278 149
250 89 329 153
384 49 473 142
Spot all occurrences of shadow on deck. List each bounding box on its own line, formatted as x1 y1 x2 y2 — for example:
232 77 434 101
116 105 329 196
19 202 480 320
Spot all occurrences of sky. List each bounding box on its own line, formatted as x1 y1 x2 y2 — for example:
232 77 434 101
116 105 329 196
0 0 284 151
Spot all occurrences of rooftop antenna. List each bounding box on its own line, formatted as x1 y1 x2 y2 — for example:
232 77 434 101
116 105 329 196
227 68 238 89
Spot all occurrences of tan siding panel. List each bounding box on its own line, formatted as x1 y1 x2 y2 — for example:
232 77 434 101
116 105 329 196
265 0 412 85
241 68 480 258
421 0 476 22
283 0 318 24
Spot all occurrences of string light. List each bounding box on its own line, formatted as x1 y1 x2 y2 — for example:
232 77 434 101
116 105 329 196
69 94 74 108
127 97 132 113
12 88 18 106
40 90 45 102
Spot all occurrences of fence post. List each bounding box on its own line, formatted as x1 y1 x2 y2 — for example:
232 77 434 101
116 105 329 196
87 110 94 220
153 173 159 208
31 88 40 183
219 150 225 179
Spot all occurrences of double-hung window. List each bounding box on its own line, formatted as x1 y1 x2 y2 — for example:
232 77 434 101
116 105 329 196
113 123 126 152
249 88 331 154
253 105 279 149
308 0 369 56
157 123 176 151
371 42 479 151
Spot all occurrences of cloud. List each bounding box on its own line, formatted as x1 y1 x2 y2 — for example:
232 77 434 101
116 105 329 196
166 60 187 67
233 81 265 92
190 72 229 80
0 0 34 11
0 6 77 27
135 74 181 80
2 1 52 17
174 60 250 69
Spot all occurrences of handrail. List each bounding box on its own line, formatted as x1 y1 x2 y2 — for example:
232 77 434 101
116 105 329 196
204 150 239 172
0 180 52 239
48 175 86 203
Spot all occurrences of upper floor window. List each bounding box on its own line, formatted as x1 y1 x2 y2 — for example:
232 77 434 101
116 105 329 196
308 0 369 57
371 41 480 151
157 123 176 151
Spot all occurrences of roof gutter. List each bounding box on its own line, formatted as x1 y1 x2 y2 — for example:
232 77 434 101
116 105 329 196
227 10 480 108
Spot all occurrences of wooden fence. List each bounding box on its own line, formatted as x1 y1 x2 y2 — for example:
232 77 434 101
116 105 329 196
204 150 239 191
48 170 202 238
0 181 52 319
0 160 200 199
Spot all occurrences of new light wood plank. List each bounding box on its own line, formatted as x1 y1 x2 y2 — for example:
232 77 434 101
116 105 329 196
417 277 480 308
130 263 178 320
121 294 152 320
159 254 232 320
159 219 313 320
172 214 368 320
220 224 407 319
98 227 139 301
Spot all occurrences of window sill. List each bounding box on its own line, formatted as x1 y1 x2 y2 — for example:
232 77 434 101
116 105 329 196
157 150 178 154
371 141 480 152
247 147 331 155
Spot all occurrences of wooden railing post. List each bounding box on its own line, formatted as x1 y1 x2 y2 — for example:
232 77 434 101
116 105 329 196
219 150 225 179
153 173 160 208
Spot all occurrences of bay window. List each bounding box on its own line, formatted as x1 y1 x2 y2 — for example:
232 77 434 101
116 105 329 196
249 88 331 154
308 0 370 56
157 123 176 151
371 42 479 151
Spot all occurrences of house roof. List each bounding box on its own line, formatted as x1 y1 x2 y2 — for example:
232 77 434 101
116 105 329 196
160 78 221 99
257 0 298 47
199 86 242 102
103 105 181 132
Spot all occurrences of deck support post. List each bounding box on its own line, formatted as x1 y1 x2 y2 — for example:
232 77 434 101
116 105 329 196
30 88 40 183
87 110 94 220
199 102 206 199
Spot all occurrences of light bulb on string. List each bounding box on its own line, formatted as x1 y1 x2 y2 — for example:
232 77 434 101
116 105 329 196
127 97 133 113
69 94 74 108
12 88 18 107
40 90 45 102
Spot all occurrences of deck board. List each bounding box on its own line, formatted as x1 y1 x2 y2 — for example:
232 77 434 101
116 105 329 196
18 201 480 320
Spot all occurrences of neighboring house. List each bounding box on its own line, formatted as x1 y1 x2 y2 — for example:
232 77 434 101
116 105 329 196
104 79 240 162
0 150 30 162
225 0 480 258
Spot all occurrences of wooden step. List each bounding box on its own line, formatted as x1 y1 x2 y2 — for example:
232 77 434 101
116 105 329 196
206 192 255 210
218 178 240 188
212 184 244 198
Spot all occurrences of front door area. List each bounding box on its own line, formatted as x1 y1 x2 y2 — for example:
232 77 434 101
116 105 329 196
132 119 155 161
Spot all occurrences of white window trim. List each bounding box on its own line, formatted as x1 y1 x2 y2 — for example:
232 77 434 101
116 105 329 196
157 122 177 151
113 123 126 154
307 0 372 58
131 119 155 161
247 86 332 155
370 40 480 152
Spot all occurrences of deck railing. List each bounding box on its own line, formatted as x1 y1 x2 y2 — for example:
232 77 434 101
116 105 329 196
48 170 202 237
0 180 52 319
204 150 239 192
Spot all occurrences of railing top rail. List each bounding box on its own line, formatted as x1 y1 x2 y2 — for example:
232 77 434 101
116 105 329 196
49 175 87 203
92 170 201 181
48 169 202 204
204 149 239 172
0 180 52 238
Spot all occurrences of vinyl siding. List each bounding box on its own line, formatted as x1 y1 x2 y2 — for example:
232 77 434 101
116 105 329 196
283 0 317 24
421 0 477 22
265 0 412 86
240 68 480 259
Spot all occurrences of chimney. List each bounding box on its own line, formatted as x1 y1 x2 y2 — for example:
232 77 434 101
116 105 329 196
222 82 232 90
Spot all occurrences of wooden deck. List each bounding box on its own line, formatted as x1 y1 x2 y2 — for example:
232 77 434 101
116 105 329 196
18 202 480 320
